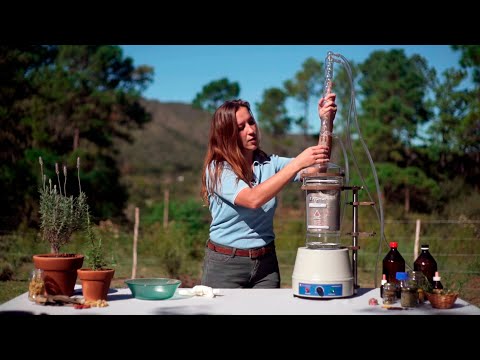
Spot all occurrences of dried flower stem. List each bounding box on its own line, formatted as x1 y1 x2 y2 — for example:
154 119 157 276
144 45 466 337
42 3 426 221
55 163 62 196
63 165 67 197
77 157 81 194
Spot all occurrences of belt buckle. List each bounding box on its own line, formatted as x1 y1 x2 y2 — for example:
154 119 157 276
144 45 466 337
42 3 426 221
249 249 256 259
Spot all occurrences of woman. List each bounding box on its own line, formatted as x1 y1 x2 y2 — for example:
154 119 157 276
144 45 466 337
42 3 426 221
200 93 337 288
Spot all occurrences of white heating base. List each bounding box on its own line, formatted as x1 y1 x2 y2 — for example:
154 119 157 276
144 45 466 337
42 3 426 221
292 246 354 298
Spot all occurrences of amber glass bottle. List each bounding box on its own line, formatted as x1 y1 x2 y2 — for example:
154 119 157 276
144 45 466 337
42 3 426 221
380 274 387 298
414 244 438 285
432 271 444 293
382 241 405 296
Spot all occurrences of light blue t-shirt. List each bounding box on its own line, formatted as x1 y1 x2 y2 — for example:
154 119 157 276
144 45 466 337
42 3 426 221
207 154 301 249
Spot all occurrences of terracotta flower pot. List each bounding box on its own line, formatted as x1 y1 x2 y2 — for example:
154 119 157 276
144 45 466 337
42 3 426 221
77 268 115 302
33 254 84 296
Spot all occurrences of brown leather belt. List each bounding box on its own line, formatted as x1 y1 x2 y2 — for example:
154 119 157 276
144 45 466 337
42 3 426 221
207 240 275 259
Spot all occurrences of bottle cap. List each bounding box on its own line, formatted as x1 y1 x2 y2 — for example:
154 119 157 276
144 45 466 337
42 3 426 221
421 244 429 249
396 272 408 280
433 271 441 281
389 241 398 248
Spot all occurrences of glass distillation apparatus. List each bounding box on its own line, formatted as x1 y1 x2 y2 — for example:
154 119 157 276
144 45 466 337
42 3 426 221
292 51 376 299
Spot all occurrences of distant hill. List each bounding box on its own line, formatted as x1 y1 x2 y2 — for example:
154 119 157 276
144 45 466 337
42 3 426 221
116 99 318 202
117 100 211 177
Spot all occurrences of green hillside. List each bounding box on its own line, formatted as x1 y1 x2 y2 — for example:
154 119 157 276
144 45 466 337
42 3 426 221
116 99 319 207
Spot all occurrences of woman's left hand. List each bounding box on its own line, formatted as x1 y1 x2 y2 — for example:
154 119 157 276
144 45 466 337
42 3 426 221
318 92 337 123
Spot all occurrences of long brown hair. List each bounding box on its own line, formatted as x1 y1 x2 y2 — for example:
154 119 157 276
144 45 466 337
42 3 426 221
200 99 267 206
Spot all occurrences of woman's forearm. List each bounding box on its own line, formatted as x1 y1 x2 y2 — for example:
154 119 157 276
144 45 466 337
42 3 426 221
235 159 301 209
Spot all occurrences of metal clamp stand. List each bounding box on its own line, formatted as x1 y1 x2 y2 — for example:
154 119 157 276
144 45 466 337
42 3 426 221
343 185 375 293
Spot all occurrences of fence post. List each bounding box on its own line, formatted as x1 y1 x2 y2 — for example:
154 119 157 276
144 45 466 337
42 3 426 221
414 218 421 262
163 189 169 229
132 207 139 279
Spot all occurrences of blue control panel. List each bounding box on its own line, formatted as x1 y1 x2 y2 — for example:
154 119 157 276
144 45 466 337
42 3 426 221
298 283 343 297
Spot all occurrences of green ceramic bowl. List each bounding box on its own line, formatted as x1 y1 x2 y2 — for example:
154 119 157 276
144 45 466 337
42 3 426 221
125 278 182 300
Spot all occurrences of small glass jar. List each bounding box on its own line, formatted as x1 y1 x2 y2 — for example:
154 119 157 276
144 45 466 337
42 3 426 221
407 270 426 304
28 268 45 302
382 282 396 305
398 272 418 307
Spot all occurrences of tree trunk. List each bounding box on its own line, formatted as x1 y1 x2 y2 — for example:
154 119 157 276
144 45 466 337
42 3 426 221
303 102 309 146
73 128 79 150
404 187 410 213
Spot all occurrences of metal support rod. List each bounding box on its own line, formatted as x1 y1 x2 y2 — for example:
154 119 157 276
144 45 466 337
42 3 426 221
352 188 359 293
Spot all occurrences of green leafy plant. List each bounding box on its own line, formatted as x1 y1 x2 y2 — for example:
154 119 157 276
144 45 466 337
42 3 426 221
38 156 89 255
84 216 110 270
433 289 459 296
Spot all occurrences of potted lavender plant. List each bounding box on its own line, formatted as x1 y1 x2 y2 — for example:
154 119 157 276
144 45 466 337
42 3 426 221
32 157 87 296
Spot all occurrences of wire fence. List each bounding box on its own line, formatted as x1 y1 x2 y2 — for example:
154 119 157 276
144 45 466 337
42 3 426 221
1 217 479 289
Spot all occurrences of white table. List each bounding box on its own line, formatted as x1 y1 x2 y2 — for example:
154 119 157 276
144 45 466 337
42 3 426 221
1 287 479 315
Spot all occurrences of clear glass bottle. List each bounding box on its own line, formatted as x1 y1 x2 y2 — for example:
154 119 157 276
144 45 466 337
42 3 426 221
28 268 45 302
413 244 438 286
382 241 405 297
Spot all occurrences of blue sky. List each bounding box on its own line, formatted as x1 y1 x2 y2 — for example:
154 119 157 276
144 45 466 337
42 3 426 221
120 45 461 132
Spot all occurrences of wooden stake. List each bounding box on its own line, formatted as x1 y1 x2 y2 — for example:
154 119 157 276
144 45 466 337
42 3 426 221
132 207 139 279
73 128 79 150
414 218 421 261
163 189 169 229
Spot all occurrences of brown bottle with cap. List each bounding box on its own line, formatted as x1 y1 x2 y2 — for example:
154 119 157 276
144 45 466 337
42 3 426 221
382 241 405 296
380 274 387 298
414 244 438 285
432 271 444 294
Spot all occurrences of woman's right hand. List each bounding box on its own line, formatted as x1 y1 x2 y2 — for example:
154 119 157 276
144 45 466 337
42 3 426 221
293 144 330 170
319 92 337 123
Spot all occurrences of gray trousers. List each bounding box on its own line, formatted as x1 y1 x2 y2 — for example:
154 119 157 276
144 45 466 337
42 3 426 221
201 243 281 289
